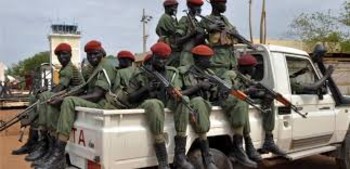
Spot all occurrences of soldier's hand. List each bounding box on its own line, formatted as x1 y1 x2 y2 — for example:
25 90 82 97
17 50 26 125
148 80 161 91
48 97 64 107
198 81 212 90
208 23 224 32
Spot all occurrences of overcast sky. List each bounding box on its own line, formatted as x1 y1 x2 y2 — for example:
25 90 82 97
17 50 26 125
0 0 345 66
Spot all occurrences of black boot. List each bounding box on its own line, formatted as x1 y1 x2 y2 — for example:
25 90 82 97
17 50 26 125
35 139 67 169
12 128 38 155
173 136 194 169
198 139 218 169
244 135 262 162
154 142 170 169
260 133 287 157
231 135 257 168
31 134 56 167
24 130 48 161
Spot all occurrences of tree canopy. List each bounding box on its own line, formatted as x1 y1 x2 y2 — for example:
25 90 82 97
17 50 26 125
288 1 350 53
6 51 50 78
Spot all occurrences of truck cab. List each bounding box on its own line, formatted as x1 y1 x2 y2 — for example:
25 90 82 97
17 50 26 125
66 44 350 169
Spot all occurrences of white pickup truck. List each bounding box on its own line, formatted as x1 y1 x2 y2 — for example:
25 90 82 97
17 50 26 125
65 44 350 169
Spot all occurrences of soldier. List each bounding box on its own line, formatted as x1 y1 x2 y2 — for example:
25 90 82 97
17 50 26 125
177 45 221 169
237 54 288 162
105 50 136 109
200 0 240 76
14 43 84 162
156 0 181 67
127 42 181 169
34 40 117 169
176 0 206 66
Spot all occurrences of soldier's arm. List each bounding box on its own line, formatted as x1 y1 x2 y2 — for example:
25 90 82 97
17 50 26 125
51 67 71 93
127 73 149 103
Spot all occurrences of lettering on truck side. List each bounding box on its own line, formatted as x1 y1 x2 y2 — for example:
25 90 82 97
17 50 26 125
71 127 86 147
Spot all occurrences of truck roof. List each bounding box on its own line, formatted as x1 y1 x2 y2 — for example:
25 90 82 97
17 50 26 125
262 44 309 56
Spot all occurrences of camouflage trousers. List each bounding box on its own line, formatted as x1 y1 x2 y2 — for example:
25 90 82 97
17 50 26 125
56 96 103 137
243 107 275 135
28 94 39 129
220 95 248 133
141 96 211 140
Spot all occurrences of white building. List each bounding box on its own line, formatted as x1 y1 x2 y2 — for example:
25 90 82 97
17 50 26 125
48 24 81 69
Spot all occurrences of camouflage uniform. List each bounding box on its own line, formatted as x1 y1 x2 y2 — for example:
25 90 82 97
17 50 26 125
176 15 204 66
156 13 181 67
127 66 181 141
37 62 84 130
55 58 116 137
177 65 214 134
104 66 136 109
200 14 237 75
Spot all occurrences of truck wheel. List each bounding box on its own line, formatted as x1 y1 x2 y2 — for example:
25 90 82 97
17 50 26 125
336 128 350 169
187 148 234 169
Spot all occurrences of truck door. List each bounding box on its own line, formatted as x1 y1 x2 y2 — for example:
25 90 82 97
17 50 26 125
285 55 336 150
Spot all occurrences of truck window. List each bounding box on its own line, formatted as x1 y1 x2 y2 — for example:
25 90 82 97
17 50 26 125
286 56 319 94
251 54 264 81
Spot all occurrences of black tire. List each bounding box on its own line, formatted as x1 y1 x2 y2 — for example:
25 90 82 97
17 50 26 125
336 128 350 169
187 148 234 169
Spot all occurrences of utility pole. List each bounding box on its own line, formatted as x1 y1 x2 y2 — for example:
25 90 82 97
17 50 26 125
249 0 253 43
141 8 153 53
260 0 267 44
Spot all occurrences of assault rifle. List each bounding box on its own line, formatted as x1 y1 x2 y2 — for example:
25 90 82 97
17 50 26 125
195 13 257 51
140 66 198 123
191 67 267 113
235 72 308 118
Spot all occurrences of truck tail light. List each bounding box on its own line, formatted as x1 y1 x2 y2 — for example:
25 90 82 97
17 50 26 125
87 160 101 169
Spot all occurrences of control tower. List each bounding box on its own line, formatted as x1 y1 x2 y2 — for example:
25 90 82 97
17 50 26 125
48 24 81 68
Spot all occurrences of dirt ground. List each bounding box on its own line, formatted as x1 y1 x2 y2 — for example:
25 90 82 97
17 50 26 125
0 109 338 169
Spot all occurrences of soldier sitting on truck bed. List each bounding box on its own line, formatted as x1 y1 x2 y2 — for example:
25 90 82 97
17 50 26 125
237 54 287 160
33 40 117 169
177 45 221 169
127 42 183 169
105 50 136 109
12 43 84 162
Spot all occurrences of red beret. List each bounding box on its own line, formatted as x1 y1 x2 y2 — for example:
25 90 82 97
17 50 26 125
187 0 204 6
164 0 178 6
151 42 171 58
238 54 257 66
210 0 227 3
117 50 135 61
84 40 103 53
54 43 71 54
191 45 214 57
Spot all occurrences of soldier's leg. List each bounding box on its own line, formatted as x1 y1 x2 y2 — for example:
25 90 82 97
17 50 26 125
190 97 217 169
30 92 55 161
12 94 39 155
221 96 257 168
168 97 194 169
39 96 101 169
260 109 287 157
31 104 61 167
242 105 262 162
141 99 169 169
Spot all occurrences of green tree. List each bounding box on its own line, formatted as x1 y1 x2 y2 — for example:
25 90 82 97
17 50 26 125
339 1 350 27
6 51 50 77
289 11 338 41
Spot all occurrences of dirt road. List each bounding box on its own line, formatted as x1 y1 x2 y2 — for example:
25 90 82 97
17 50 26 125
0 109 338 169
